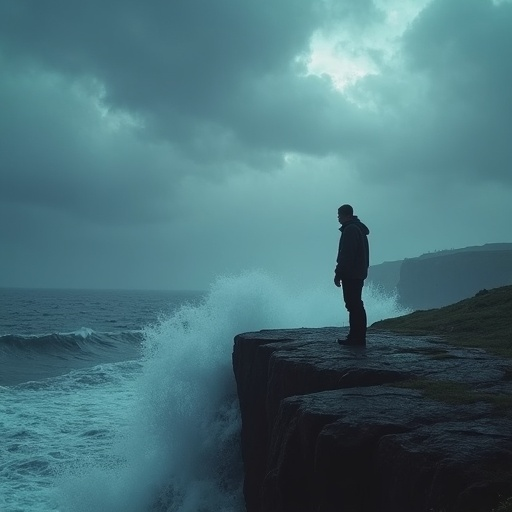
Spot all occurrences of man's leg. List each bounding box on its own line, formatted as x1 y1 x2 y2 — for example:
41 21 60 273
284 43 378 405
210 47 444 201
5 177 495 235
341 279 367 343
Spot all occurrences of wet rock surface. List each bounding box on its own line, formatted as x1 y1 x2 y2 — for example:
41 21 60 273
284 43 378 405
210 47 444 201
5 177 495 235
232 328 512 512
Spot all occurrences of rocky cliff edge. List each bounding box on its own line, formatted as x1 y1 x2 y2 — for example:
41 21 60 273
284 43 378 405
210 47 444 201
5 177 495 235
232 328 512 512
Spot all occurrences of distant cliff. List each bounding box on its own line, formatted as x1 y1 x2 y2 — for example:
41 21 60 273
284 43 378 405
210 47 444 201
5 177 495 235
397 249 512 310
367 259 402 293
367 243 512 309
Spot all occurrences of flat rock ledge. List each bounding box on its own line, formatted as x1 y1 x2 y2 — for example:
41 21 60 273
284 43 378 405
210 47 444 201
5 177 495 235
232 328 512 512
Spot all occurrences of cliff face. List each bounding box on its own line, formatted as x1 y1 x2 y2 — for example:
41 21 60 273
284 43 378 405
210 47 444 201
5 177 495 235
397 249 512 310
367 245 512 309
367 260 402 293
232 328 512 512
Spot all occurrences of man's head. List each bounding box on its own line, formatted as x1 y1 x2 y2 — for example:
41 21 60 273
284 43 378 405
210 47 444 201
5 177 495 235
337 204 353 224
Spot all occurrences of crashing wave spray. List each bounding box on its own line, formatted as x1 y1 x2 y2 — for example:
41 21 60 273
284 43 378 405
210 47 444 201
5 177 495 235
55 271 406 512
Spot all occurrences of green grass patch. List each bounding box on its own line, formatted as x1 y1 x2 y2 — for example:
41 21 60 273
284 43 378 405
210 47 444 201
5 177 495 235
392 379 480 405
390 379 512 415
371 285 512 358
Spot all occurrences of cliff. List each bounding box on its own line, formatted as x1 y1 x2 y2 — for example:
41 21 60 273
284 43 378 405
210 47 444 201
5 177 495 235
367 244 512 309
232 328 512 512
397 249 512 310
367 260 402 294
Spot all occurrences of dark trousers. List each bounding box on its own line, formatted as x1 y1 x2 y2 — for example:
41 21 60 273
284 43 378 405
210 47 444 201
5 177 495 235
341 279 367 341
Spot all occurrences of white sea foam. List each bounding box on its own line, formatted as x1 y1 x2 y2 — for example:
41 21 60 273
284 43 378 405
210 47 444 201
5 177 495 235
0 361 140 512
47 271 407 511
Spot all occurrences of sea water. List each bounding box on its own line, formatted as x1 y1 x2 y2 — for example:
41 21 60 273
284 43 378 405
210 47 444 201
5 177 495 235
0 272 406 512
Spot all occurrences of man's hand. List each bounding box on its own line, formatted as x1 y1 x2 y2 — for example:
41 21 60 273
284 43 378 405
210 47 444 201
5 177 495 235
334 276 341 288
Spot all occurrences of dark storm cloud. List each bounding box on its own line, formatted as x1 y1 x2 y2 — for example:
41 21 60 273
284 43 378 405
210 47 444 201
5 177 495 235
2 0 510 171
221 72 379 156
0 64 185 223
0 0 382 225
0 0 381 155
0 1 319 136
407 0 512 182
365 0 512 185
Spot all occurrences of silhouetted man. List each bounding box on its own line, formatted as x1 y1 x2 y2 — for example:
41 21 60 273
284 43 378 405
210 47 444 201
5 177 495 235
334 204 370 346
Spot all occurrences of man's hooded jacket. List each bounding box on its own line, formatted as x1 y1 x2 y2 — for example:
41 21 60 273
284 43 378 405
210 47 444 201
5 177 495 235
335 216 370 280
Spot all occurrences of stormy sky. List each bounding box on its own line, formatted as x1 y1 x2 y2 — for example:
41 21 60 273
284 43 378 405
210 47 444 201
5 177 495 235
1 0 511 290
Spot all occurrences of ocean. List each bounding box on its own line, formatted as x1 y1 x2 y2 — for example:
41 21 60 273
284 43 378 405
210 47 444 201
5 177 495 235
0 271 406 512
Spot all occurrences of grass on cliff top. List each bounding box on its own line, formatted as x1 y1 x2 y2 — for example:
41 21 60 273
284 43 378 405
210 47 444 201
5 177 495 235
371 285 512 358
390 378 512 417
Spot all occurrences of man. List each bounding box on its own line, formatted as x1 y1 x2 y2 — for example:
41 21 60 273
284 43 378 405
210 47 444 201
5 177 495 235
334 204 370 346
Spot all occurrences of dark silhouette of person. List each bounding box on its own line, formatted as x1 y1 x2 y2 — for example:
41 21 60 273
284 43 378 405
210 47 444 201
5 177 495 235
334 204 370 346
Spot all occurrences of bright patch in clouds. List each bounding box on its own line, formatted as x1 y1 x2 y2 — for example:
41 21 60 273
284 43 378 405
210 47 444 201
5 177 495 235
303 33 378 90
303 0 432 93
